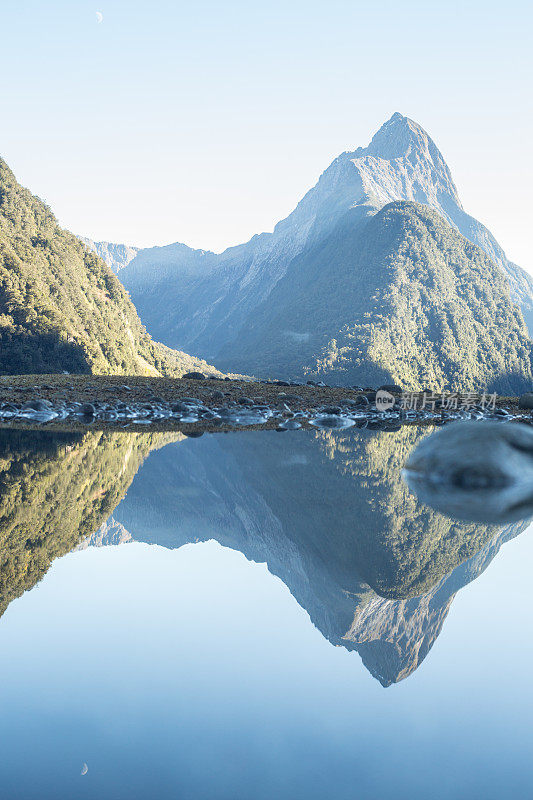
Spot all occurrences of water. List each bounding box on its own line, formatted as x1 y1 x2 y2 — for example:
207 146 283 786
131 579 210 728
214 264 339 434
0 426 531 799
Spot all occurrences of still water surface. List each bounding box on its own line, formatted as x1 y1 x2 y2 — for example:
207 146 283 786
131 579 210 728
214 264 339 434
0 427 531 799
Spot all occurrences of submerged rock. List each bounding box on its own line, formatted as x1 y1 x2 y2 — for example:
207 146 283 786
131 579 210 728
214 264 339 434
310 415 355 430
404 421 533 523
278 419 302 430
21 399 52 412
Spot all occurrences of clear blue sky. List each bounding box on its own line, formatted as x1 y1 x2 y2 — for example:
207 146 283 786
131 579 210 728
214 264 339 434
1 0 531 270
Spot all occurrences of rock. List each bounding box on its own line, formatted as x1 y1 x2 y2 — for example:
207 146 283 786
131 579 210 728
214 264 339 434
278 419 302 430
171 402 190 413
210 390 224 400
182 372 205 380
404 421 533 523
232 411 269 426
28 410 59 422
310 415 356 430
518 393 533 409
322 406 342 414
21 399 52 411
0 403 19 414
80 403 96 415
200 410 219 420
378 384 403 394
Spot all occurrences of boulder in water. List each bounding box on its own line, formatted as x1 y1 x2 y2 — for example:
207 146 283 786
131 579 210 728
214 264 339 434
404 421 533 523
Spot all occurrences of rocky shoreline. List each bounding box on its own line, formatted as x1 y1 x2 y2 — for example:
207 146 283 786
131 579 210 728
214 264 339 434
0 374 531 434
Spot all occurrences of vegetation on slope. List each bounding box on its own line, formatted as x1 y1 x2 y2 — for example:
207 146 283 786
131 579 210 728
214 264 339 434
219 202 533 392
0 429 176 618
0 158 222 377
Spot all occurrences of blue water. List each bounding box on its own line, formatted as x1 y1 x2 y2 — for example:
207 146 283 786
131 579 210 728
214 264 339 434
0 428 531 799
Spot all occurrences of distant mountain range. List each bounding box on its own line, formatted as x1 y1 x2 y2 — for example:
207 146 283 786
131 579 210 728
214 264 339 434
0 158 223 376
79 238 139 273
85 114 533 390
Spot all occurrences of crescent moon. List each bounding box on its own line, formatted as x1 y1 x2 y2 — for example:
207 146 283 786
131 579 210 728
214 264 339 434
81 763 89 776
96 11 103 23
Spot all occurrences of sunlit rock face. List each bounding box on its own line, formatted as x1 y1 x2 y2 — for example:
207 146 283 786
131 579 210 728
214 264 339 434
80 238 139 274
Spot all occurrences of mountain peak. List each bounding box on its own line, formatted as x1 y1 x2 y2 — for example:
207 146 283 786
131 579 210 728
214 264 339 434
364 112 433 160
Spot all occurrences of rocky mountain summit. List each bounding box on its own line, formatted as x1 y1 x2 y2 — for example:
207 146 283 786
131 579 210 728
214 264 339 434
80 238 138 273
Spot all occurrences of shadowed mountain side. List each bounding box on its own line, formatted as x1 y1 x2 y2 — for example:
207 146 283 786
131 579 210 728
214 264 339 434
0 430 180 617
0 330 91 375
111 428 528 684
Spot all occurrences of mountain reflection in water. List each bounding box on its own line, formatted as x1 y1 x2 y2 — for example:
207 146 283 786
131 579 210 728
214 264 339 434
0 425 528 687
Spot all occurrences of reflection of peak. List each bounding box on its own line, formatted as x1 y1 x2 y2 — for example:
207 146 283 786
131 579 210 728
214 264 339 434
76 517 133 550
1 428 528 688
345 519 528 686
111 430 530 686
